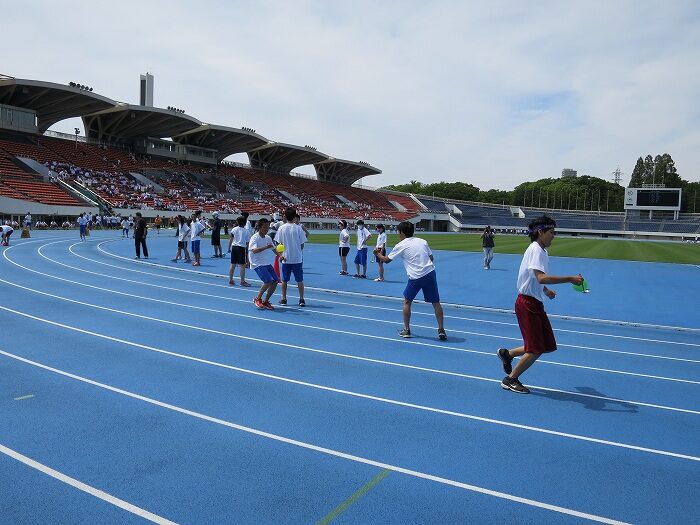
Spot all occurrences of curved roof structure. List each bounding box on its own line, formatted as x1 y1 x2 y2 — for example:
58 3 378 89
247 142 329 173
0 76 117 133
83 105 202 142
173 124 269 161
314 158 381 186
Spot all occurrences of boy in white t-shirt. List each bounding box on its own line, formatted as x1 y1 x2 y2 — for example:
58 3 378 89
353 220 371 278
275 207 306 306
228 216 251 286
338 220 350 275
374 224 387 282
248 218 278 310
374 221 446 341
171 215 191 262
497 216 583 394
190 211 207 267
1 224 14 246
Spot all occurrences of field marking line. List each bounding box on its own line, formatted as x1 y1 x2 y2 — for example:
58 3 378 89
4 245 698 385
3 303 697 418
93 240 700 347
96 239 700 333
0 348 632 525
63 239 700 347
13 394 34 401
0 443 177 524
4 305 700 454
315 469 391 525
28 242 695 365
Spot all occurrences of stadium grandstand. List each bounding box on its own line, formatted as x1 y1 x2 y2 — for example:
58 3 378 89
1 74 698 239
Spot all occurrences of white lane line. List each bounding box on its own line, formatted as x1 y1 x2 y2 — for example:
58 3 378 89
3 305 697 418
4 301 700 450
96 239 700 334
0 349 632 525
4 248 698 386
86 239 700 347
34 243 696 365
0 443 177 524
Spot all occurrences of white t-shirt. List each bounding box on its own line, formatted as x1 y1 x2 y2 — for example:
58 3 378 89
1 225 13 234
248 232 275 269
517 241 549 302
78 216 88 226
339 229 350 248
275 222 305 264
230 225 249 247
387 237 435 280
356 227 370 249
121 219 129 229
191 219 206 241
375 231 387 249
177 223 190 241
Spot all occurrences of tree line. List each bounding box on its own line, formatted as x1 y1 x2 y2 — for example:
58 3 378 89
382 153 700 213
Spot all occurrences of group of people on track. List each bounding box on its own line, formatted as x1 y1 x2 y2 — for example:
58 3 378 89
6 207 581 395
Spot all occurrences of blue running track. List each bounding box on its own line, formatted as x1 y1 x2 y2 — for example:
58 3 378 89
1 231 698 524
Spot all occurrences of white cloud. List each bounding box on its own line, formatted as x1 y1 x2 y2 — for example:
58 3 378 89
2 0 698 188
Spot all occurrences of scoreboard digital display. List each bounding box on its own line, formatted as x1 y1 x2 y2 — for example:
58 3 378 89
624 188 682 210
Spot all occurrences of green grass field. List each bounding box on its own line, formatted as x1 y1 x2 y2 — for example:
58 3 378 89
305 233 700 264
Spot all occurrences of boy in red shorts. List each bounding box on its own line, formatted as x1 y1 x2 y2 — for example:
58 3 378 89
498 215 583 394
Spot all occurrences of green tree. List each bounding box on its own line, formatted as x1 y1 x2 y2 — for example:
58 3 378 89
629 157 645 187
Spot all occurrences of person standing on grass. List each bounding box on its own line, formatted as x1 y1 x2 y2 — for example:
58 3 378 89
134 212 149 259
353 219 371 278
374 223 387 282
481 225 495 269
171 215 191 262
228 216 251 286
249 218 278 310
338 220 350 275
374 221 447 341
78 213 88 241
190 210 206 266
210 211 223 258
276 207 306 307
497 215 583 394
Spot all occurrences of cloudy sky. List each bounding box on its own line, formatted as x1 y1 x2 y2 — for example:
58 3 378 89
3 1 699 189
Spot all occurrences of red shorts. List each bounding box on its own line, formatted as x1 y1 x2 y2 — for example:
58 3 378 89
515 294 557 354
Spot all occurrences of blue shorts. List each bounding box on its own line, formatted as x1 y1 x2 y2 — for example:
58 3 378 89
354 247 368 266
254 265 278 284
281 262 303 283
79 225 86 235
403 270 440 303
191 240 201 254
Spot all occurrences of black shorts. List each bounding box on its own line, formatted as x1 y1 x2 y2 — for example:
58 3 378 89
177 240 185 249
375 247 386 261
211 235 221 246
231 246 246 265
339 246 350 257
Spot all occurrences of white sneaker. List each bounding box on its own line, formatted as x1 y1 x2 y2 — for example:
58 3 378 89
374 278 383 282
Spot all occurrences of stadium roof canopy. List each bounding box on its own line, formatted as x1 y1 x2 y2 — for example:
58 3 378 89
83 105 202 142
173 124 269 161
247 142 330 173
314 158 381 185
0 76 118 133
